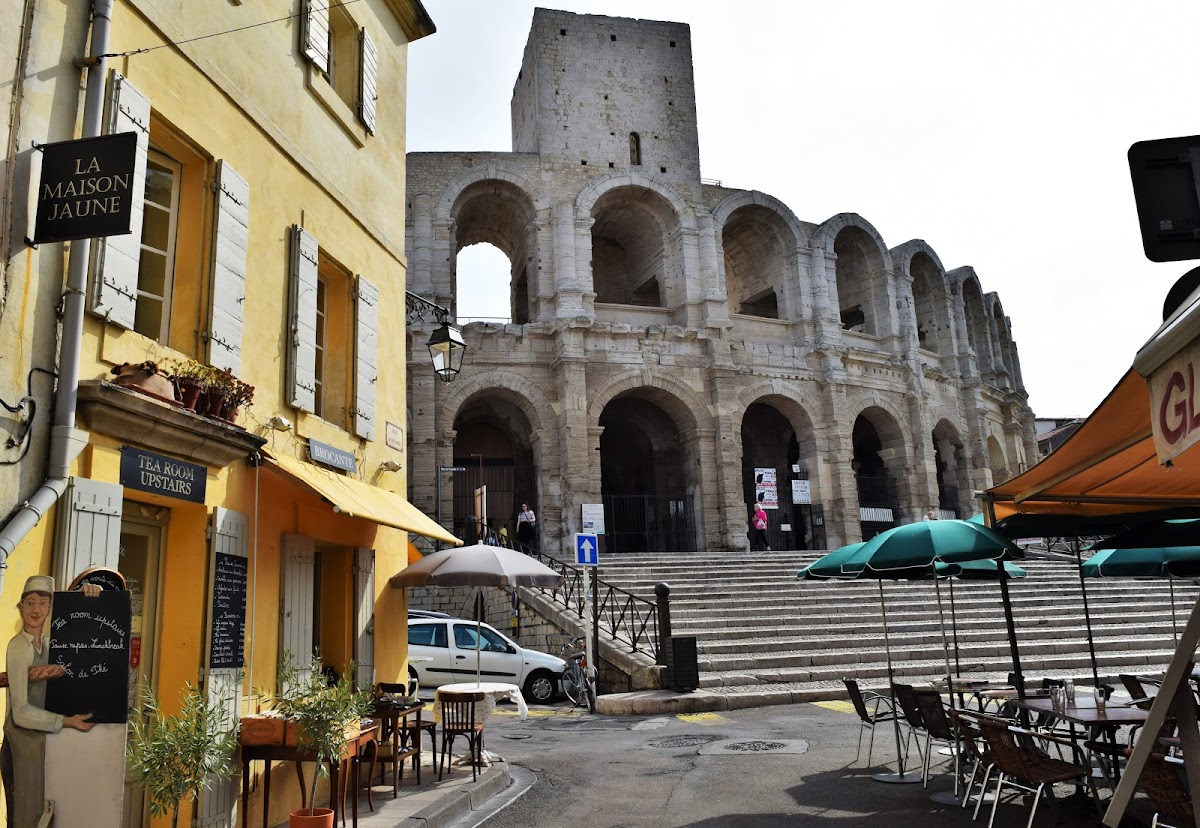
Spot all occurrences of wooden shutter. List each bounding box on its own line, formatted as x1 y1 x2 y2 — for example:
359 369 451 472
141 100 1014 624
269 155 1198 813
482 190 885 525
54 477 123 587
353 275 378 440
287 226 319 412
353 547 375 690
279 534 315 690
198 508 248 828
358 28 378 135
207 161 249 375
303 0 330 73
89 71 149 330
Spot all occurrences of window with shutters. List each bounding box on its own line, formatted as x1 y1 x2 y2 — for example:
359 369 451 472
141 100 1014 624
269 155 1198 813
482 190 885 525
301 0 378 137
313 253 352 425
327 3 359 113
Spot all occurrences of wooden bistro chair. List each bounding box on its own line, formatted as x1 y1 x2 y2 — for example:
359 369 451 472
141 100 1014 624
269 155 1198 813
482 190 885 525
438 690 486 782
1124 749 1193 828
975 713 1095 828
843 678 898 768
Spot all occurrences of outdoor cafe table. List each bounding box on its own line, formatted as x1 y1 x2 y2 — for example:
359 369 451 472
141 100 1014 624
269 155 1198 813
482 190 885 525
1009 696 1148 788
433 681 529 723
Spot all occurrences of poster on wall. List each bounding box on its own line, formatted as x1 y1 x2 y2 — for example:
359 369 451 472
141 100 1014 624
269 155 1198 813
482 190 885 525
792 479 812 505
754 468 778 509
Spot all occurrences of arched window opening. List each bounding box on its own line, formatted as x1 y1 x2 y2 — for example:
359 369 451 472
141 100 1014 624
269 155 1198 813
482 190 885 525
722 204 786 321
629 132 641 166
456 243 513 323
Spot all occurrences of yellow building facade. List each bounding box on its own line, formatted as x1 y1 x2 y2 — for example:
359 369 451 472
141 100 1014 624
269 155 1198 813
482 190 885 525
0 2 443 826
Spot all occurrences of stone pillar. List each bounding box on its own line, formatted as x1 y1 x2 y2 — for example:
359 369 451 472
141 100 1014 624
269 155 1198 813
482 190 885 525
555 350 591 546
709 368 748 550
430 218 455 308
407 364 440 518
808 247 839 344
819 385 859 548
552 202 584 317
408 194 435 296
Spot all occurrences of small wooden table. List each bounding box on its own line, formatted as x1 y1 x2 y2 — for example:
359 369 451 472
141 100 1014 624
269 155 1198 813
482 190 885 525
371 699 428 793
239 720 379 828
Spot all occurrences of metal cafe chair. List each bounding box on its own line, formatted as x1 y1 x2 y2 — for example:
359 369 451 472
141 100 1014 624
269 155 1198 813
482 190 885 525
949 708 995 821
843 678 898 767
912 688 957 789
891 682 928 767
1122 749 1193 828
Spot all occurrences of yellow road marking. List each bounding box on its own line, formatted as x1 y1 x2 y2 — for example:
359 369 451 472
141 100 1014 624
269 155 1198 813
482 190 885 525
676 712 727 723
812 700 855 714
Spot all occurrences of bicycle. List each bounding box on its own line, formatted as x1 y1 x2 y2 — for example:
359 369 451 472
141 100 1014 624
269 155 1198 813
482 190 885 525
552 634 596 713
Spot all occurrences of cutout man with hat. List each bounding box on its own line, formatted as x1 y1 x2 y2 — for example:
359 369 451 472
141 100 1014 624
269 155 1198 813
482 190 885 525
2 575 100 828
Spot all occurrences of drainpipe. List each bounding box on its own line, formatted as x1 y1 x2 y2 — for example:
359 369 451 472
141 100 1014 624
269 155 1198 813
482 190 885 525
0 0 113 585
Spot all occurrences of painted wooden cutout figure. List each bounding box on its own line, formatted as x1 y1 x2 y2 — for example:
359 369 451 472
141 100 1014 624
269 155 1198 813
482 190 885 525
1 576 100 828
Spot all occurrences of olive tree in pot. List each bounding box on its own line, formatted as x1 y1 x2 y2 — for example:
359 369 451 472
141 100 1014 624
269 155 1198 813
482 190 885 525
275 656 373 828
126 682 238 828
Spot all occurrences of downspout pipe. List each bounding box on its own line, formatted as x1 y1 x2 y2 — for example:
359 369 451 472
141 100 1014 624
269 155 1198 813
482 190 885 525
0 0 114 575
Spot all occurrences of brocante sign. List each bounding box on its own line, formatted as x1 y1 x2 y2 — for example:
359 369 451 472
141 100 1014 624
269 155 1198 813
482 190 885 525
33 132 138 244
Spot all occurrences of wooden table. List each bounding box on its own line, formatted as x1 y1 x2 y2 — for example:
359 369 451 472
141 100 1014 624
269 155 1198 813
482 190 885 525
1010 696 1148 788
239 720 379 828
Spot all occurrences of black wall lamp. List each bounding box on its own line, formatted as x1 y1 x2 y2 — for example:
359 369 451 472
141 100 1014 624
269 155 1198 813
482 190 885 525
406 290 466 383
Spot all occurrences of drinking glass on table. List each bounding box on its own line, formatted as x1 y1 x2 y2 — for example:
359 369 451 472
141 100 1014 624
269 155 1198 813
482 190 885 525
1094 686 1106 709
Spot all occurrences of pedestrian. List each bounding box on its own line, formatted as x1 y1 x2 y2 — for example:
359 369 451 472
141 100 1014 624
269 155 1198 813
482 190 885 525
751 504 771 552
925 506 939 521
516 502 537 547
2 576 100 828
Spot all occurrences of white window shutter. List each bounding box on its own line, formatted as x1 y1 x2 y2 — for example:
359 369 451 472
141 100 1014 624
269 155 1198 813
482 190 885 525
353 275 378 440
303 0 330 73
53 477 123 587
288 226 319 412
358 28 378 135
207 161 249 375
353 547 375 691
280 534 315 691
89 71 149 330
198 507 247 828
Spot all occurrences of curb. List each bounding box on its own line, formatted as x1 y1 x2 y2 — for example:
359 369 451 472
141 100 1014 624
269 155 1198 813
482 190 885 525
595 687 844 716
395 763 512 828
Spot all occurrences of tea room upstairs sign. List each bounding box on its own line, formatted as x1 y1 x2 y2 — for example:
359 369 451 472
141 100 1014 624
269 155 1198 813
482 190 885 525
33 132 138 244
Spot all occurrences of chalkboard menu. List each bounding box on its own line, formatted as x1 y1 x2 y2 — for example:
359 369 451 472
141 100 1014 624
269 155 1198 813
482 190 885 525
209 552 247 669
44 591 131 724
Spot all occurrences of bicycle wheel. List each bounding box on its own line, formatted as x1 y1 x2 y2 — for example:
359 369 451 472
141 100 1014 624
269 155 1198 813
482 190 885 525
583 677 597 713
562 665 584 706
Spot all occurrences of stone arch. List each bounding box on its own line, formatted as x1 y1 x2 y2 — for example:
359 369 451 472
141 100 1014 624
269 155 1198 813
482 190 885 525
987 434 1009 484
587 369 712 434
849 401 911 534
575 172 697 232
952 267 992 374
439 370 553 440
712 191 807 321
589 372 710 553
584 183 688 310
812 213 893 339
434 164 545 223
987 293 1016 385
931 416 970 517
892 239 954 355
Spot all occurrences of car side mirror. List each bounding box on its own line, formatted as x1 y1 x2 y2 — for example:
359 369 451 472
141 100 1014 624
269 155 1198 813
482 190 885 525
508 644 517 654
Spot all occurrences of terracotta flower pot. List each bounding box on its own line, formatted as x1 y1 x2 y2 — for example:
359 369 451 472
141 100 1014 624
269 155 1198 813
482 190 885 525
288 807 333 828
177 379 204 411
201 389 227 417
113 366 176 402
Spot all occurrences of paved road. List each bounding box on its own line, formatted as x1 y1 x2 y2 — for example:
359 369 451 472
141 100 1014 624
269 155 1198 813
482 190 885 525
461 699 1149 828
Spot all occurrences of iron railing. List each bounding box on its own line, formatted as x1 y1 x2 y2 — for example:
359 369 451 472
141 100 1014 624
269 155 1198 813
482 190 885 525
476 527 661 659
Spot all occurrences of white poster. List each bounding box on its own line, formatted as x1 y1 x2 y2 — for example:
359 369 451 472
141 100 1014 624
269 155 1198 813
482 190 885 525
792 479 811 505
754 468 778 509
582 502 605 535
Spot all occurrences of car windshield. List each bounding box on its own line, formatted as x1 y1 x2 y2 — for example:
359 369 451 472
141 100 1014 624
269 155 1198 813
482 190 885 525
453 623 510 652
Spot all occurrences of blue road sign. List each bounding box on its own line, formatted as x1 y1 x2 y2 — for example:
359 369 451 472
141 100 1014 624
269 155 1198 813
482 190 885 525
574 533 599 566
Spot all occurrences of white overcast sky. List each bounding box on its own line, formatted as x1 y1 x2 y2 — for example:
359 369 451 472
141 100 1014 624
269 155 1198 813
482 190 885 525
405 0 1200 419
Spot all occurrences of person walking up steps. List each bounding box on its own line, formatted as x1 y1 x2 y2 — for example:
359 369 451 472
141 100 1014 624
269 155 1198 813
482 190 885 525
751 504 771 552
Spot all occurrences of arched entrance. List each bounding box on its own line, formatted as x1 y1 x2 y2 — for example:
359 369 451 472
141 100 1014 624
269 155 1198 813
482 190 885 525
853 408 906 539
451 394 538 543
449 178 537 324
598 394 696 553
740 399 824 551
932 419 969 518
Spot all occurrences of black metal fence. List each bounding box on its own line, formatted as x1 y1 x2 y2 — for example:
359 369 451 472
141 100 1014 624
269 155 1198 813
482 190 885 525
602 494 695 554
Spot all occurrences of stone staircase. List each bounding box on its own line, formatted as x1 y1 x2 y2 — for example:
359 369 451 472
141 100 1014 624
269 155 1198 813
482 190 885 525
596 550 1200 702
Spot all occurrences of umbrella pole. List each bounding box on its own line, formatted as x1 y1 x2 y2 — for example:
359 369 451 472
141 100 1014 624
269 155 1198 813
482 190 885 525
997 558 1026 713
476 592 484 685
1073 543 1101 689
932 571 954 700
1170 575 1180 644
949 576 962 678
872 580 918 784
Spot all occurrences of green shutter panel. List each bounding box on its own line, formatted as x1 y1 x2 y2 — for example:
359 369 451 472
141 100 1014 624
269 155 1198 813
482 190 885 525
89 71 149 330
53 477 123 586
353 275 378 440
358 28 378 134
280 534 315 691
288 226 319 412
198 507 248 828
303 0 330 73
207 161 249 375
353 547 375 690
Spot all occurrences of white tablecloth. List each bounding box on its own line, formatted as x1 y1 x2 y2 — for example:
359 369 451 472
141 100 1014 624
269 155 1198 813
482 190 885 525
433 681 528 723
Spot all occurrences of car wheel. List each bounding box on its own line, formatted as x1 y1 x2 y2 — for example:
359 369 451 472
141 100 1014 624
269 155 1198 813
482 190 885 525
523 669 556 703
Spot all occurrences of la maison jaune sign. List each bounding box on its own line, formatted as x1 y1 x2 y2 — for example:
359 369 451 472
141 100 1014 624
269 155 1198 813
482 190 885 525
33 132 138 244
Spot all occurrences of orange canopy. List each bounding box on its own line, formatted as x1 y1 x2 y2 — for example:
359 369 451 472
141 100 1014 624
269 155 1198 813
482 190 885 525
985 370 1200 535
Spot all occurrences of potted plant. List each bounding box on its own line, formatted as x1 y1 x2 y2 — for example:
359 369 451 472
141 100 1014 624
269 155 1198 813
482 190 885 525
110 360 177 404
274 656 373 828
126 681 238 828
197 366 230 417
220 374 255 424
167 359 208 411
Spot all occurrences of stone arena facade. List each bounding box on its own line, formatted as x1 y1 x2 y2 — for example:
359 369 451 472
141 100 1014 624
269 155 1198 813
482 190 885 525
405 8 1036 554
